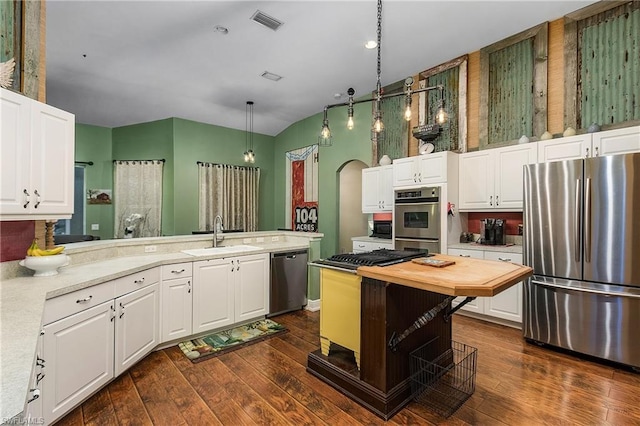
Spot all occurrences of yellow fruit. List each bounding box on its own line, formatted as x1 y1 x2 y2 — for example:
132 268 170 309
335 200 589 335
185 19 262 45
26 239 40 256
41 246 65 256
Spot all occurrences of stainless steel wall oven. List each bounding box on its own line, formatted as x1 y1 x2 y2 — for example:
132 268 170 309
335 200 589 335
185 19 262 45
394 187 440 253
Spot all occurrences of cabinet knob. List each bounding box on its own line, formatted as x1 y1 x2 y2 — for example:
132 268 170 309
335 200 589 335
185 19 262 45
498 257 511 262
76 295 93 303
459 254 471 258
34 189 41 209
188 280 191 294
585 147 590 158
171 269 185 274
489 195 493 206
237 259 241 271
27 388 40 404
495 195 499 206
418 172 422 182
134 277 145 284
23 189 30 208
594 146 599 157
36 372 45 385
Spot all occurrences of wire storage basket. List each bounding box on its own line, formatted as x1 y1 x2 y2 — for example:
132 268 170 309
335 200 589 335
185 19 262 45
409 338 478 417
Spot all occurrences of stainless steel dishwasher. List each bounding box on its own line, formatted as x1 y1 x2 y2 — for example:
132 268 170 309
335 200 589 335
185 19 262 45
269 250 308 316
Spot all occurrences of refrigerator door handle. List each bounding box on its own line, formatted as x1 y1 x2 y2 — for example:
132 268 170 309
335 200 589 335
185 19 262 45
584 177 592 263
575 179 581 263
531 279 640 299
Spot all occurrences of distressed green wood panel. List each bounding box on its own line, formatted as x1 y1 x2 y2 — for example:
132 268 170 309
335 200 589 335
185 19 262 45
579 3 640 127
22 0 41 98
377 82 408 162
488 38 534 144
0 0 21 91
427 67 459 152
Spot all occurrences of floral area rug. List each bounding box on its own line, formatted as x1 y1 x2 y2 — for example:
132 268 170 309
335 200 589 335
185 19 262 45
178 318 286 363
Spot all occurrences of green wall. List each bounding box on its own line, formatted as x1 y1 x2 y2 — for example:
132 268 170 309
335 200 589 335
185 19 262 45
273 102 373 259
75 118 276 237
75 124 113 240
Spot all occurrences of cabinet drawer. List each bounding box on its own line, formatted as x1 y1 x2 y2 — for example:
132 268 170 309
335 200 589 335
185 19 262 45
161 262 193 280
352 240 393 253
447 248 484 259
43 280 116 325
114 267 160 295
483 251 522 265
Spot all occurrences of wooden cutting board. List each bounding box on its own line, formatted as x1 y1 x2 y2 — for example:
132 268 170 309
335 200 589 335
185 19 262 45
357 254 532 297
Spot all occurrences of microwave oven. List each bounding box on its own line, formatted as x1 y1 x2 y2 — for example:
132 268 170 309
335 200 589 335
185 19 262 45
371 220 392 239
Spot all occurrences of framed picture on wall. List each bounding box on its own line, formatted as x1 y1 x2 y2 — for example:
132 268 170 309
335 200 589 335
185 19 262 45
87 189 112 204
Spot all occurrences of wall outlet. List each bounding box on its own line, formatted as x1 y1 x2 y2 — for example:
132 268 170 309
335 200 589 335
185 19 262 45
91 224 99 231
271 236 279 242
256 237 264 243
144 245 157 253
243 238 252 243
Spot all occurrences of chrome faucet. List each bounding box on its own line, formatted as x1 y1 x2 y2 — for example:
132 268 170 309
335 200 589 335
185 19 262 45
213 215 224 247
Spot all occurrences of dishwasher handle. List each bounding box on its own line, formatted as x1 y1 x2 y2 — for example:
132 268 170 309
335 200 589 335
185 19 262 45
271 250 308 260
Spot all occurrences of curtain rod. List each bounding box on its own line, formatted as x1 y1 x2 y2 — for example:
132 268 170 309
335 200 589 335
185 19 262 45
113 159 165 163
196 161 260 170
75 161 94 166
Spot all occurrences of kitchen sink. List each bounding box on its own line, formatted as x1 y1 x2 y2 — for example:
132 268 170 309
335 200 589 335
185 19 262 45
181 245 262 257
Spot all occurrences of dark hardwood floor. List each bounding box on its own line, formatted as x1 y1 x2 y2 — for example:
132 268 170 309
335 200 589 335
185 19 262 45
55 310 640 425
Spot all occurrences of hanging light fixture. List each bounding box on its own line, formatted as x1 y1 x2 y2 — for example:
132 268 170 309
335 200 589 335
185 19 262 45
318 0 448 145
244 101 255 163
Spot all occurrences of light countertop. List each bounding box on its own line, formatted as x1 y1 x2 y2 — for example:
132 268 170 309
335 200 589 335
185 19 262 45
0 232 320 422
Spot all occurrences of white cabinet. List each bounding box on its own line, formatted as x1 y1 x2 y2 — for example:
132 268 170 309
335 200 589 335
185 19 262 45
352 238 393 253
42 300 115 424
362 165 393 212
393 151 458 187
448 248 523 325
193 253 269 334
0 88 75 220
114 283 159 376
538 126 640 163
160 263 193 343
459 144 537 211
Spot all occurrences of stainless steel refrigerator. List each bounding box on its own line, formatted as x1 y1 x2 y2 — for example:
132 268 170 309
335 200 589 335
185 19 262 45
523 153 640 369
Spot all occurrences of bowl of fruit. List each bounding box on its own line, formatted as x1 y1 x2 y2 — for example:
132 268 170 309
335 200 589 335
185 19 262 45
19 240 69 277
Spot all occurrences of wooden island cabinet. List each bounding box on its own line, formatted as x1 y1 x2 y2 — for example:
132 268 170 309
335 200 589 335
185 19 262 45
308 254 532 419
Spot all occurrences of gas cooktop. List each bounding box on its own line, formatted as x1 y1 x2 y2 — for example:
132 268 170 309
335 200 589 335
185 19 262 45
314 249 430 271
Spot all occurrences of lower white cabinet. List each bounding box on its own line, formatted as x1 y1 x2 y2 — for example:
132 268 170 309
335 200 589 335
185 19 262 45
24 330 45 423
160 263 193 343
42 300 115 424
40 268 159 425
193 253 269 334
448 248 523 324
352 238 393 253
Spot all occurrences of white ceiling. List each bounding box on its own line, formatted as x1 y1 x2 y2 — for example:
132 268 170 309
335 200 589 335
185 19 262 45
45 0 596 137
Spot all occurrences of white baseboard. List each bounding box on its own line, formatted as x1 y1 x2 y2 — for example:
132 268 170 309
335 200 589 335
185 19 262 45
305 299 320 312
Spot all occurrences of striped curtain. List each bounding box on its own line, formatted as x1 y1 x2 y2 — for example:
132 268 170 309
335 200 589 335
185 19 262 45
198 163 260 232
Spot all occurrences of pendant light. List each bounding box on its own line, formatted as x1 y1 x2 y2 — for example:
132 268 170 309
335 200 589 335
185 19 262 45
244 101 255 163
318 0 448 145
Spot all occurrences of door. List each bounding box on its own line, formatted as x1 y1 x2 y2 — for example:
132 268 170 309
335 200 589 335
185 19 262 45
495 144 537 209
235 254 269 322
537 134 591 163
392 157 417 187
584 153 640 287
42 301 114 424
523 159 583 280
114 283 159 376
362 167 382 212
394 202 440 240
592 126 640 157
193 259 234 333
161 277 192 342
484 252 523 322
459 151 494 210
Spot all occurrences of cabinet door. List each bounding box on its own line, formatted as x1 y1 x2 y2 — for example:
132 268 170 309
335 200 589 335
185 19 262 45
42 301 114 424
378 165 394 210
235 253 269 322
362 167 382 213
417 152 447 183
114 283 159 376
447 248 484 313
459 151 494 210
24 330 44 423
160 277 192 343
30 101 75 216
537 134 591 163
193 259 234 333
483 252 523 323
494 144 537 209
592 126 640 157
0 88 31 215
392 157 418 187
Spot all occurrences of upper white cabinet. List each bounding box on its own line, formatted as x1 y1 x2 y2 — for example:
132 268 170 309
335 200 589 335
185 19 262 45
393 151 458 188
459 144 537 211
538 126 640 163
0 88 75 220
362 165 393 213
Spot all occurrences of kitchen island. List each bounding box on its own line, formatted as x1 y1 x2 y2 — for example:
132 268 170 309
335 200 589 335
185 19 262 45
307 254 532 419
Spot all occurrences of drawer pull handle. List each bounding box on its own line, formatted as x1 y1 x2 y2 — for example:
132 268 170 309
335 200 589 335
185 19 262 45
34 189 41 208
119 302 125 318
188 280 191 294
76 295 93 303
498 257 511 262
171 269 185 274
459 254 471 258
27 389 40 403
23 189 30 208
358 244 365 248
36 372 45 385
134 277 145 284
237 259 240 271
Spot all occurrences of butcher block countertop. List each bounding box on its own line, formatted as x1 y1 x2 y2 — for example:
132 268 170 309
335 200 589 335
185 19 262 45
357 254 532 297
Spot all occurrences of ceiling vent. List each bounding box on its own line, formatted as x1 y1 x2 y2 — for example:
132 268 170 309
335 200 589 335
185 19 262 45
260 71 283 82
250 10 284 31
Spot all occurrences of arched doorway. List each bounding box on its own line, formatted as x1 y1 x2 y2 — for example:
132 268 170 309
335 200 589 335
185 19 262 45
337 160 369 253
